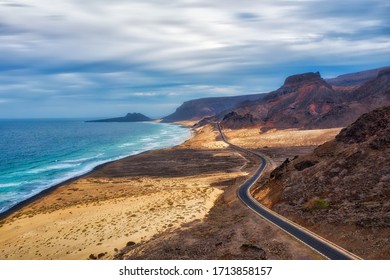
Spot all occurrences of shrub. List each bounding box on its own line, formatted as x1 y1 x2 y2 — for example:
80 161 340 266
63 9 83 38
314 198 329 209
305 197 329 210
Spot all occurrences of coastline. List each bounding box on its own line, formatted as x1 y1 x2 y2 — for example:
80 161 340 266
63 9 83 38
0 122 193 221
0 124 323 260
0 150 154 221
0 123 241 259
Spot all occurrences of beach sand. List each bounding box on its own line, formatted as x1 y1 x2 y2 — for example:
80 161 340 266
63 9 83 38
0 124 323 260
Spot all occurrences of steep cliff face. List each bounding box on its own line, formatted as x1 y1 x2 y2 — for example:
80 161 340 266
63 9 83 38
162 93 264 122
283 72 325 88
313 68 390 128
164 67 390 130
217 72 342 130
261 72 340 129
217 68 390 130
252 105 390 259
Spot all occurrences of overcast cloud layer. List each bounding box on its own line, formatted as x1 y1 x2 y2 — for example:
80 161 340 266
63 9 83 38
0 0 389 118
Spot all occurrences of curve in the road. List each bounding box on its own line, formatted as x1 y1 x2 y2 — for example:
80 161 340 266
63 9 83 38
217 123 362 260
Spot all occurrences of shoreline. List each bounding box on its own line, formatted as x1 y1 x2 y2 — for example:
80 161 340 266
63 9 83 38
0 123 325 260
0 150 152 221
0 123 194 221
0 123 249 260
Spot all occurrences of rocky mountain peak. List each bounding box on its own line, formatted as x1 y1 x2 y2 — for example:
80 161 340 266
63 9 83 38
283 72 323 87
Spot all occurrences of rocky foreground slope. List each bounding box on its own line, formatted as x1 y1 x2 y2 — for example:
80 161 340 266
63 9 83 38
252 105 390 259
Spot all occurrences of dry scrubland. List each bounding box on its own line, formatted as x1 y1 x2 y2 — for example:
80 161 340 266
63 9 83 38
251 106 390 259
224 127 342 172
224 127 341 149
0 124 322 260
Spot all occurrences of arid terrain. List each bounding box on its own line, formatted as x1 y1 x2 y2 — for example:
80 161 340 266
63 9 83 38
0 123 322 260
252 106 390 259
224 127 341 148
223 127 341 171
188 68 389 132
1 103 386 260
164 68 389 127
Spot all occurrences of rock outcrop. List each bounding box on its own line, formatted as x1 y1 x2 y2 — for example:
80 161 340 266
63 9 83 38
220 111 257 129
252 105 390 259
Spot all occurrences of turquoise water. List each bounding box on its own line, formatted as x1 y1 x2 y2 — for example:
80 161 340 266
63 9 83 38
0 120 190 213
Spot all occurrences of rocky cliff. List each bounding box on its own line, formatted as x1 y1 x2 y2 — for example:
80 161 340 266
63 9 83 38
252 105 390 259
212 68 390 130
162 93 264 122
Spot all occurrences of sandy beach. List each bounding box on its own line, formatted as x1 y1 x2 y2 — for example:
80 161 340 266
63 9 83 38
0 123 335 260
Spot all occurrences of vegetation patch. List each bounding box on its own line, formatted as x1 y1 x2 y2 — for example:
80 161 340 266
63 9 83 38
305 197 329 210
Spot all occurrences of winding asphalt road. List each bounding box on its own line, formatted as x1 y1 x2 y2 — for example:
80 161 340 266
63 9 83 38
217 123 362 260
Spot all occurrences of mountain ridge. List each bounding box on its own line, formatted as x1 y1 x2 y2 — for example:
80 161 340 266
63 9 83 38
162 93 265 122
213 68 390 130
325 67 389 87
163 67 389 126
87 113 152 123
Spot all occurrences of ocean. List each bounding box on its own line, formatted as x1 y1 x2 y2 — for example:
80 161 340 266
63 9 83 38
0 119 190 213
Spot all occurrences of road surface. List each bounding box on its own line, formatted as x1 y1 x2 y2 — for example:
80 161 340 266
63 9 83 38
216 123 361 260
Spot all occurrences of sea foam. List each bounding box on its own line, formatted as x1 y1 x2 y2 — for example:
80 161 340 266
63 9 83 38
0 120 190 214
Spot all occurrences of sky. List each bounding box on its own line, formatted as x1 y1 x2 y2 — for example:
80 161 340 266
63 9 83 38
0 0 389 118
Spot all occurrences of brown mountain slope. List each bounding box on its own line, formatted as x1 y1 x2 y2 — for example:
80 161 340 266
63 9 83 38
162 67 389 129
162 93 264 122
313 67 390 128
252 105 390 259
219 68 390 130
325 67 388 87
220 72 343 130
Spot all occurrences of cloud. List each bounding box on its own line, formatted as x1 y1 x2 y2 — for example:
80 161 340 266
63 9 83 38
0 0 388 117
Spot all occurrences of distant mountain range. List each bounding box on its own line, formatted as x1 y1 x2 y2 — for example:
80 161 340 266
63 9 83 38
87 113 152 123
220 67 390 130
162 66 390 130
325 67 388 87
162 93 264 122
